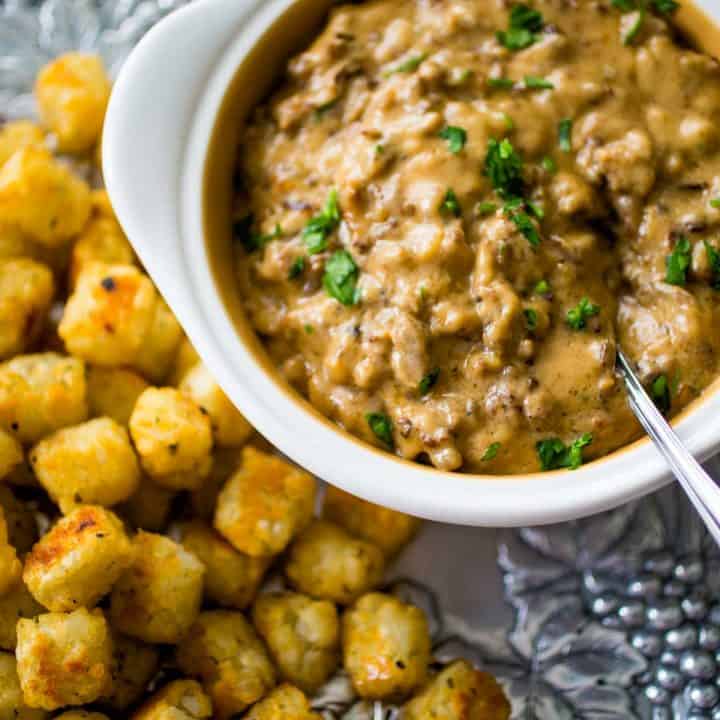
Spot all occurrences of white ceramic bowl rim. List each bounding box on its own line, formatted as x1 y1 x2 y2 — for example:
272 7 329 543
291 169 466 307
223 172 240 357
104 0 720 526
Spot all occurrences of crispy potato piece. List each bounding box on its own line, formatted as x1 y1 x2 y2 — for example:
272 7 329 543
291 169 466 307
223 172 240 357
131 679 212 720
134 297 183 383
0 429 22 479
403 660 511 720
189 446 242 521
55 713 110 720
0 258 54 360
59 263 156 366
176 610 276 719
0 122 45 168
323 486 421 557
0 507 21 595
0 485 37 553
0 222 71 273
178 522 269 610
0 651 46 720
120 478 176 532
129 387 213 490
16 608 113 710
343 592 430 700
30 417 140 513
214 447 315 557
106 634 159 711
0 147 91 247
86 365 148 425
110 530 204 644
0 578 42 650
35 53 111 154
24 505 133 611
169 336 200 386
245 684 322 720
0 353 88 445
180 363 253 447
252 591 340 692
284 520 384 604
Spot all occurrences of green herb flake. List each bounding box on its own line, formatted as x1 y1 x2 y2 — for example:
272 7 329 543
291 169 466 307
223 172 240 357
524 308 538 331
622 8 645 45
484 138 525 199
536 433 593 471
651 0 679 14
440 189 462 218
497 4 545 51
704 240 720 289
314 98 338 119
566 297 600 330
481 442 501 461
488 77 515 89
558 119 573 153
502 113 515 131
611 0 636 9
710 198 720 209
303 189 341 254
506 206 541 248
651 374 671 414
534 279 550 295
386 53 427 76
288 256 305 279
419 367 441 396
439 126 467 154
524 75 554 89
304 324 315 335
366 412 394 448
375 144 385 155
477 201 499 217
323 250 360 306
541 156 557 173
665 236 692 286
526 200 544 219
242 222 283 254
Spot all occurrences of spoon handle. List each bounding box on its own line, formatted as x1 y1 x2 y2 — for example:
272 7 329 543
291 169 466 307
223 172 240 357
617 350 720 546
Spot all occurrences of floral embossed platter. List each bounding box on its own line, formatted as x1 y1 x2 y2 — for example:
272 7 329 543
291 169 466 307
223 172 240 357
2 1 720 718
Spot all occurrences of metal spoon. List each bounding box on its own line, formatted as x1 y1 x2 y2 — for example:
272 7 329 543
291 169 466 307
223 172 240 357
616 349 720 545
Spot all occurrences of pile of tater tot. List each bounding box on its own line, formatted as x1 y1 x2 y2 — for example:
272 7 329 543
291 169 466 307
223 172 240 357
0 51 511 719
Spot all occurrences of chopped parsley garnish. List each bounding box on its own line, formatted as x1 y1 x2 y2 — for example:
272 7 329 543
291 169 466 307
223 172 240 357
665 236 691 286
304 324 314 335
558 119 573 153
710 198 720 209
303 189 341 254
386 53 427 75
419 368 441 396
488 77 515 89
506 205 541 248
541 156 557 174
652 0 679 12
613 0 679 44
481 442 501 461
440 189 462 217
651 374 671 414
622 9 645 45
534 279 550 295
524 308 538 331
439 126 467 154
537 433 593 471
704 241 720 289
497 4 544 51
477 201 499 216
288 256 305 279
566 297 600 330
366 412 394 448
502 113 515 131
525 200 544 219
524 75 554 89
314 98 338 119
484 138 525 199
375 144 385 155
323 250 360 306
235 216 283 254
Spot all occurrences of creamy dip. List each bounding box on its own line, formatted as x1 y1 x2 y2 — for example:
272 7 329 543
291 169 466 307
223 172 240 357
233 0 720 474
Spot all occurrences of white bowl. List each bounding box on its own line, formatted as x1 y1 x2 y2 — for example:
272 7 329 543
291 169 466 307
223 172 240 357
103 0 720 527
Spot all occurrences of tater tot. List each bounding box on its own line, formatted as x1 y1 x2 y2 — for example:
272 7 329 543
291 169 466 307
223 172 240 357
59 263 156 366
110 530 204 644
214 447 315 557
323 486 421 557
176 610 276 719
285 520 384 604
0 485 38 553
180 363 253 447
403 660 511 720
0 578 42 650
30 417 140 513
133 297 182 383
16 608 113 710
35 53 111 153
0 121 45 168
106 634 159 711
0 428 22 479
342 592 431 700
0 353 87 445
129 388 213 490
23 505 133 611
0 258 54 360
245 684 322 720
120 478 176 532
178 522 269 610
169 336 200 386
0 507 21 595
0 147 91 247
252 591 340 692
0 651 46 720
86 365 148 426
131 679 212 720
